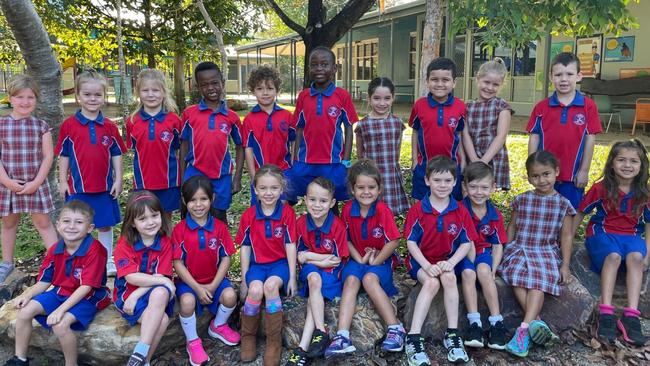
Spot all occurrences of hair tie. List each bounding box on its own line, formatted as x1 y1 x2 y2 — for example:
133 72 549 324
134 194 154 202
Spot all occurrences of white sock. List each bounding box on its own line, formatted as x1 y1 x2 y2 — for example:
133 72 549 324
180 312 199 341
388 323 405 332
97 229 114 259
488 314 503 326
467 312 482 327
337 329 350 339
213 304 235 326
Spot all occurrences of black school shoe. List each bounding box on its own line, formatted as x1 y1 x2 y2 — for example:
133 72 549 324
306 329 330 358
487 321 508 350
285 348 309 366
464 323 484 348
597 313 617 344
3 356 28 366
617 315 648 346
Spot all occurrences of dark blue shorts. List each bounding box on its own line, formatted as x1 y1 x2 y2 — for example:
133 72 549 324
455 251 493 275
115 285 175 326
32 290 98 331
585 233 647 273
246 259 290 293
412 163 462 201
341 259 397 297
285 162 348 202
146 187 181 213
176 279 232 316
183 166 232 210
298 264 343 300
554 181 584 209
66 192 121 228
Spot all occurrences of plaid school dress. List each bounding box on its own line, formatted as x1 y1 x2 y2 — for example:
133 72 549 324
466 97 512 189
355 114 410 214
0 116 55 216
498 190 575 296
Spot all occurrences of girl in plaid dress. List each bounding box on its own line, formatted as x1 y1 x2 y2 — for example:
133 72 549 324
499 151 575 357
462 58 513 190
0 75 58 283
355 77 409 214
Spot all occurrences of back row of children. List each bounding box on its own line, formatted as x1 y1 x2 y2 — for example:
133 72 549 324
1 45 647 366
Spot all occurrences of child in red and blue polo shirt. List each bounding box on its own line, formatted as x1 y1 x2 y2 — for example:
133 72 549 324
56 70 127 277
126 69 182 215
527 52 602 209
409 57 466 201
180 62 244 223
404 156 477 364
242 66 295 205
113 192 175 365
7 200 110 366
286 46 358 203
172 176 239 366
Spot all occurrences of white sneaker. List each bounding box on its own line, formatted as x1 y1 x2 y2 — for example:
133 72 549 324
106 258 117 277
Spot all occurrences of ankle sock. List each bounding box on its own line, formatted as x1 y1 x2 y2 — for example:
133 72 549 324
265 296 282 314
134 341 150 357
243 298 261 316
488 314 503 326
623 307 641 318
599 303 615 315
337 329 350 339
520 322 529 329
213 303 235 326
388 323 405 332
467 312 482 327
180 312 198 341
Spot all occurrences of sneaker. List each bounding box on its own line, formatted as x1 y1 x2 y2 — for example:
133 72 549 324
208 321 241 345
617 315 648 346
487 321 507 350
529 320 559 346
185 338 209 366
324 334 356 359
285 348 309 366
443 331 469 363
107 258 117 277
464 322 484 348
597 313 617 344
0 262 14 283
506 326 530 358
381 326 406 352
306 329 329 358
3 356 28 366
125 352 146 366
405 335 430 366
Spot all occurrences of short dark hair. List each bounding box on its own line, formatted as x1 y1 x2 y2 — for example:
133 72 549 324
194 61 223 83
247 65 281 92
309 46 336 64
525 150 559 173
426 57 457 79
551 52 580 73
60 200 94 222
308 177 336 198
425 155 457 179
463 161 494 184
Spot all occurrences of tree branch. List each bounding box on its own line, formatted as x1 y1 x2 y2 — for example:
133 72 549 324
323 0 375 41
195 0 230 82
264 0 305 37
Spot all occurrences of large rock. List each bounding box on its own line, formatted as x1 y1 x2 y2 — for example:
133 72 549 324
572 245 650 316
0 270 32 308
402 274 596 339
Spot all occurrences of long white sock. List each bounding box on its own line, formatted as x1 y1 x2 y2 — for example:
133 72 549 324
180 312 199 341
213 304 235 327
97 229 114 259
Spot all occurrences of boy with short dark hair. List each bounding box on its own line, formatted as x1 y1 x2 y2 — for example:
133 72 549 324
5 200 110 366
527 52 602 208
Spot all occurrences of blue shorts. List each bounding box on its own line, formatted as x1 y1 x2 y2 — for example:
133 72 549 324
455 251 493 275
32 290 98 331
555 181 584 209
342 259 397 297
176 279 232 316
298 264 343 300
66 192 120 228
246 259 290 293
145 187 181 213
285 162 348 202
412 163 463 201
115 285 175 326
183 166 232 210
585 233 647 273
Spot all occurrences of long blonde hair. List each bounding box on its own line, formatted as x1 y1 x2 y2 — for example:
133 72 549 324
75 69 107 96
476 57 508 80
131 69 178 120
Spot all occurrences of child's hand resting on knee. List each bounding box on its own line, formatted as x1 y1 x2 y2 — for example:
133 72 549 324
13 295 31 309
46 308 65 326
436 260 453 272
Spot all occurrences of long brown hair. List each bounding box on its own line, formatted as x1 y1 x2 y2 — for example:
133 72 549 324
602 139 649 216
121 190 171 245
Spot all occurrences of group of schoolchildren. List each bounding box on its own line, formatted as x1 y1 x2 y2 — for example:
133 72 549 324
0 44 648 366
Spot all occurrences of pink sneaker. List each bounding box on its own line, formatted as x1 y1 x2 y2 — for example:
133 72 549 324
208 321 241 346
186 338 209 366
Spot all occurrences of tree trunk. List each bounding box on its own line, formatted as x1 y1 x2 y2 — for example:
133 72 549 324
174 51 186 111
116 0 130 121
419 0 444 96
143 0 156 68
195 0 229 84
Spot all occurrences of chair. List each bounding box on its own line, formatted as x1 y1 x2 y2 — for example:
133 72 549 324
631 98 650 135
592 94 622 133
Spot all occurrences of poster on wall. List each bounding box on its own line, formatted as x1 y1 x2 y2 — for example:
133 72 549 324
550 41 574 60
576 35 602 78
604 36 634 62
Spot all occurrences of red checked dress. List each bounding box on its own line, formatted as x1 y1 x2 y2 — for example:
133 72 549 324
498 190 575 296
0 116 54 216
355 114 410 214
465 97 512 189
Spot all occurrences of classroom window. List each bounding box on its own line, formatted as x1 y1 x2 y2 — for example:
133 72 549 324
409 33 417 79
353 39 378 80
514 41 537 76
227 60 237 81
453 35 465 77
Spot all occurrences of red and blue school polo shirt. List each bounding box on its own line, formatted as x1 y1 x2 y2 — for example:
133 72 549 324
292 83 359 164
461 197 507 254
341 200 401 254
172 215 235 284
242 103 295 170
113 235 173 303
404 196 478 265
297 211 349 273
409 94 465 165
235 202 297 264
55 111 127 194
37 234 110 309
181 100 243 179
126 109 182 190
527 91 602 182
579 181 650 237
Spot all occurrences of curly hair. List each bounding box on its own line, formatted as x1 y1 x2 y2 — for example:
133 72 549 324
247 65 281 92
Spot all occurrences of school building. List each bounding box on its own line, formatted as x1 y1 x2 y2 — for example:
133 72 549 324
231 0 649 123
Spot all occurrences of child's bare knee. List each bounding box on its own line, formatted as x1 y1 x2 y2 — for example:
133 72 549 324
307 273 322 288
461 269 476 282
221 288 237 306
150 286 170 304
421 277 439 291
605 253 622 263
51 321 72 337
440 272 457 287
31 215 53 230
248 282 264 300
179 294 196 311
476 264 492 278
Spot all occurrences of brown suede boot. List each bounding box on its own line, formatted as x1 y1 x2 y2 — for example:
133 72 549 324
263 311 283 366
240 311 261 362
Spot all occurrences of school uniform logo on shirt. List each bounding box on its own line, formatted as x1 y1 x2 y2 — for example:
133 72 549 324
218 122 231 134
160 130 172 142
273 226 284 238
327 106 339 117
480 224 493 235
73 267 82 280
118 258 129 268
448 117 458 128
573 113 586 126
371 227 384 239
447 223 459 235
322 239 333 251
101 135 111 146
208 237 218 250
279 121 289 132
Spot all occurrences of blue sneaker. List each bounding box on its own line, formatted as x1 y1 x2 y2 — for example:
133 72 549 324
381 326 406 352
506 326 530 357
324 334 356 359
529 320 559 346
